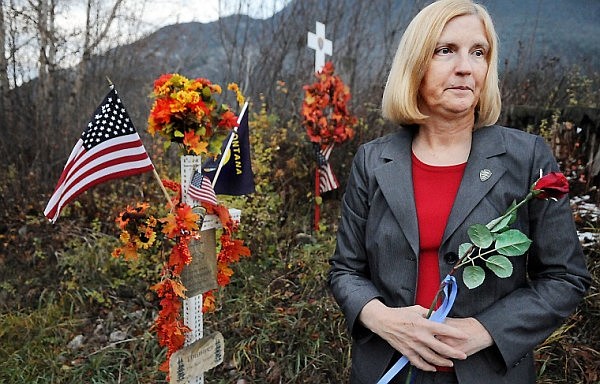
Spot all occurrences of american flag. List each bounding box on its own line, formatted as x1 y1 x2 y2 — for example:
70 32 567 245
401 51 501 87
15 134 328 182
315 142 339 193
44 87 154 223
187 169 218 206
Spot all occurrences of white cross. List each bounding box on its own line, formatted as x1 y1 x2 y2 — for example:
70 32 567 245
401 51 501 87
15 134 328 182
307 21 332 73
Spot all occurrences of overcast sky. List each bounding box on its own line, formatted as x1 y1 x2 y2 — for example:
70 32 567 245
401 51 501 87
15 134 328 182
144 0 290 25
55 0 290 35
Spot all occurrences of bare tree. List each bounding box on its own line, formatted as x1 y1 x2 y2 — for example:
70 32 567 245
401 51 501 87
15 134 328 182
0 0 9 132
66 0 124 121
0 0 150 191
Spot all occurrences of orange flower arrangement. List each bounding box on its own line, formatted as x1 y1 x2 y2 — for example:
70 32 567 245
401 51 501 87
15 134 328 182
301 61 357 145
201 203 251 312
148 73 245 157
112 179 250 373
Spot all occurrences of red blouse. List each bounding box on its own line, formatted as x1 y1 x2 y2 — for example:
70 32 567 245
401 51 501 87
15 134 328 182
412 153 466 308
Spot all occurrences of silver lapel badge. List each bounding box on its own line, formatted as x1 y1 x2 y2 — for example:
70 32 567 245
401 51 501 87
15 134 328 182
479 169 492 182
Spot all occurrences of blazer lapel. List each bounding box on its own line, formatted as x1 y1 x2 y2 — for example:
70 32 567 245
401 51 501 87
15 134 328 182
442 126 507 246
374 130 420 257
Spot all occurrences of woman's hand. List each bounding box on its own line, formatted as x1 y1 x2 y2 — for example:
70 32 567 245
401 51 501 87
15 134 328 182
440 317 494 356
359 299 468 371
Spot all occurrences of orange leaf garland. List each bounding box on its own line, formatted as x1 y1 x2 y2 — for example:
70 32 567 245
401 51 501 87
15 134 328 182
167 241 193 276
150 277 191 373
202 290 216 313
113 178 251 376
160 204 199 239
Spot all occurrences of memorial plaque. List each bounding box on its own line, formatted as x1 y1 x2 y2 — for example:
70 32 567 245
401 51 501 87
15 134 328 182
181 207 218 297
169 332 225 384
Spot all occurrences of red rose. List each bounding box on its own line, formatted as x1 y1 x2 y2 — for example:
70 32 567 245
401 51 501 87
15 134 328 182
532 172 569 199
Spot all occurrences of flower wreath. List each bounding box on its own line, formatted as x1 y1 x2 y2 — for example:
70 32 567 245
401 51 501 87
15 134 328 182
301 61 357 229
112 180 250 373
301 61 356 146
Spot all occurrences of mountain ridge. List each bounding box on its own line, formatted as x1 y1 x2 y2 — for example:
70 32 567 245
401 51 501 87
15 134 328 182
44 0 599 137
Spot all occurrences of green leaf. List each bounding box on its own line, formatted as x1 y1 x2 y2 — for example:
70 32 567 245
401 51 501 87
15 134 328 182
463 266 485 289
202 86 212 99
163 141 171 151
208 140 224 157
458 243 473 260
174 130 184 138
502 200 517 217
486 214 511 233
487 202 518 232
467 224 494 248
485 255 513 278
486 215 508 233
506 206 518 226
495 229 532 256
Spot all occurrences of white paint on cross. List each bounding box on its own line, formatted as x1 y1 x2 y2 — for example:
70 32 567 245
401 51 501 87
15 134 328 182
307 21 332 73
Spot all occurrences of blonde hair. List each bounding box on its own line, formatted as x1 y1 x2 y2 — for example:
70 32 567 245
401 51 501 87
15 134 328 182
381 0 501 128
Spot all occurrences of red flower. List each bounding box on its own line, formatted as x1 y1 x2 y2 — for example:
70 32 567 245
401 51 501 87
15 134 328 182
218 110 239 128
153 73 174 90
532 172 569 199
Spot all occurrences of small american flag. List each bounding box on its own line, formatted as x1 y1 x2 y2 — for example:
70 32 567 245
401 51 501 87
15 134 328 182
188 170 218 206
44 86 154 223
315 142 339 193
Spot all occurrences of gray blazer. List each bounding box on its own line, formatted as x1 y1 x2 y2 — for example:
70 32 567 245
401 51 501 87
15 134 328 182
328 125 591 384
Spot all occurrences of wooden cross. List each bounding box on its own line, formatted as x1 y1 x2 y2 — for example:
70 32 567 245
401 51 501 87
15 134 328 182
307 21 332 73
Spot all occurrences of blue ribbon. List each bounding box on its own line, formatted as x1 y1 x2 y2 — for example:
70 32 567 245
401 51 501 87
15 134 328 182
376 275 458 384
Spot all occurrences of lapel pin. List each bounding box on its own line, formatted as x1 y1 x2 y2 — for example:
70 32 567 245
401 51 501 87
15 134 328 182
479 169 492 182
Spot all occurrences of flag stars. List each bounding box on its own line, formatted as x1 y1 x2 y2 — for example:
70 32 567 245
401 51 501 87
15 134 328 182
80 89 139 149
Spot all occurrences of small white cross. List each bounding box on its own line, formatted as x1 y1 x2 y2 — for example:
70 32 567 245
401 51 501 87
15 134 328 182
307 21 332 73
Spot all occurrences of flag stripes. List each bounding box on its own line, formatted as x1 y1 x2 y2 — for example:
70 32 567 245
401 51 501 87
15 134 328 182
317 143 339 193
44 134 153 222
44 87 154 223
188 170 218 206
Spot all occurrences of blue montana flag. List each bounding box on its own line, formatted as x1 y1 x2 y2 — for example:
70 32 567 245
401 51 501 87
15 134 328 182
202 102 255 195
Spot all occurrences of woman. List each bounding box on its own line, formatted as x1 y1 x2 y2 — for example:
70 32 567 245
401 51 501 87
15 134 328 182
327 0 591 383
